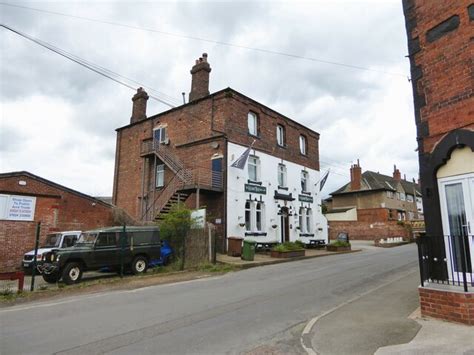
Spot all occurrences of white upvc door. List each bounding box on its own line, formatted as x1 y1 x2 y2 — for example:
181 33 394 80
438 173 474 284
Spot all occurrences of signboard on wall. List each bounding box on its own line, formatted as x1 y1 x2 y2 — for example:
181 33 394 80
0 194 36 221
191 208 206 229
298 194 313 203
244 184 267 194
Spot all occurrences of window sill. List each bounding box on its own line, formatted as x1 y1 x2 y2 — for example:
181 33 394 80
248 133 260 139
245 232 267 236
247 180 262 185
301 191 311 195
277 144 287 149
300 153 308 157
278 186 288 190
299 233 315 237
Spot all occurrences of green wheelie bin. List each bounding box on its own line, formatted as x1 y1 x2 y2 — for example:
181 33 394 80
241 239 256 261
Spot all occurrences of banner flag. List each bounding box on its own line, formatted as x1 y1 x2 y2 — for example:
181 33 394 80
231 141 255 169
319 170 330 191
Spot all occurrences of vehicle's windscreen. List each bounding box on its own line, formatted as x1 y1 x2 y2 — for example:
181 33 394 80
76 232 97 244
42 234 61 248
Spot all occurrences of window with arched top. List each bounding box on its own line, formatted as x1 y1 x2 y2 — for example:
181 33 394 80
245 202 251 231
299 135 307 155
248 112 258 136
276 125 285 146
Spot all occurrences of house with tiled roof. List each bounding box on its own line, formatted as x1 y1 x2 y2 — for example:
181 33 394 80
324 161 423 241
327 161 422 222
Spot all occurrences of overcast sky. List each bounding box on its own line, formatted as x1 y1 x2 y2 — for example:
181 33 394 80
0 0 417 198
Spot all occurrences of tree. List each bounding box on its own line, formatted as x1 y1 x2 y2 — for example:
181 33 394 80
158 203 192 270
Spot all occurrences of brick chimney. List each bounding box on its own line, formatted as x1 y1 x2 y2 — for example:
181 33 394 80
131 87 149 124
189 53 211 102
350 159 362 190
393 165 401 181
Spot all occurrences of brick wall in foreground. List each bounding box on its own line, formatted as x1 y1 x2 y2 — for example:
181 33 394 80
419 287 474 325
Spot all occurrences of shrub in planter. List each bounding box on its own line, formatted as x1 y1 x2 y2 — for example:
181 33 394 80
326 240 351 251
271 242 306 258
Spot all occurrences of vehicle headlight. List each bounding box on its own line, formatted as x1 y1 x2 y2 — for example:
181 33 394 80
56 254 61 262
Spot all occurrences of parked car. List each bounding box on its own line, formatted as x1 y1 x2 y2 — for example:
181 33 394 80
39 226 161 285
22 231 81 273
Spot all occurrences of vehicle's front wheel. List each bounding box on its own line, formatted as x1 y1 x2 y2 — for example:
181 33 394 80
131 256 148 275
62 262 83 285
42 272 59 284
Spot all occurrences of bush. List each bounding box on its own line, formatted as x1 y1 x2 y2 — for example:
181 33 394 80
272 241 305 252
158 203 192 271
330 240 351 247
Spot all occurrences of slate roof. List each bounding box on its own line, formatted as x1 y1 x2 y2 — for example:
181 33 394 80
330 170 421 196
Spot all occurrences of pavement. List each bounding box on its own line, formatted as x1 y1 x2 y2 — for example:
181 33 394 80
217 245 361 268
307 265 474 355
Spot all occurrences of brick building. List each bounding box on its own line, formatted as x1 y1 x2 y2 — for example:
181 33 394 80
113 54 328 251
403 1 474 324
0 171 116 272
325 161 422 240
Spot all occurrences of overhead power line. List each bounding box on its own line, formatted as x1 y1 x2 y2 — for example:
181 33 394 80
0 2 408 78
0 23 178 108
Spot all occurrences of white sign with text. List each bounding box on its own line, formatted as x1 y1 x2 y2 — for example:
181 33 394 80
0 194 36 221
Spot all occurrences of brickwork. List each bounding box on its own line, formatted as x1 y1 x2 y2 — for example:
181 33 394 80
404 0 473 155
113 83 320 231
328 220 410 241
0 172 115 272
356 208 389 223
419 287 474 325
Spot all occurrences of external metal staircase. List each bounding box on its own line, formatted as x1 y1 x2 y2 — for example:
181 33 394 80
140 139 222 221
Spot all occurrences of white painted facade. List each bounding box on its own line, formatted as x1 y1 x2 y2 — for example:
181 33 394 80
226 142 328 245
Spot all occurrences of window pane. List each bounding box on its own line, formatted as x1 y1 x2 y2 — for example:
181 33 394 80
306 209 312 233
299 207 304 233
245 202 251 231
156 164 164 187
248 156 259 181
256 203 262 231
277 125 284 146
278 164 286 186
248 113 257 136
299 136 306 154
301 171 308 191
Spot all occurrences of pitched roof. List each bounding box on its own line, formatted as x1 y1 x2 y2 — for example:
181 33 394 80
0 171 113 207
330 170 420 196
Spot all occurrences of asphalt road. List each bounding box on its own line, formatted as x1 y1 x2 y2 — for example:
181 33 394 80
1 243 418 355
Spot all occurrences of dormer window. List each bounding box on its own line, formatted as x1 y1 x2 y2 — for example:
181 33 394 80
248 112 258 136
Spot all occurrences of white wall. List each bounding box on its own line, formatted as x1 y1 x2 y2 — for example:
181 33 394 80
226 142 328 244
325 208 357 221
